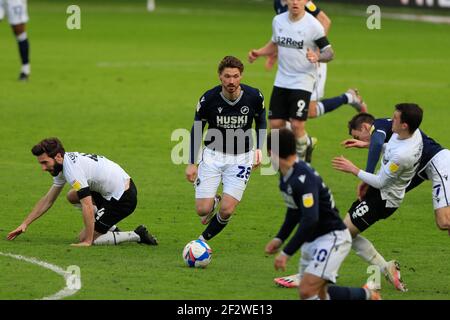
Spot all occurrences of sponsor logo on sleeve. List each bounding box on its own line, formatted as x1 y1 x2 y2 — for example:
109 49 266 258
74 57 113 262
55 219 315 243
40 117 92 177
389 162 399 174
72 180 81 191
306 2 317 12
302 193 314 208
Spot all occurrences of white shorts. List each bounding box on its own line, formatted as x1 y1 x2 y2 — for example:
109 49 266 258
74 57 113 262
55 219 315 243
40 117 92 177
298 228 352 284
0 0 28 25
311 63 327 101
424 149 450 210
195 148 254 201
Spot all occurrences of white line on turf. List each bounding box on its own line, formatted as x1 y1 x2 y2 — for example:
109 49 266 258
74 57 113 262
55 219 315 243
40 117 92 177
0 251 80 300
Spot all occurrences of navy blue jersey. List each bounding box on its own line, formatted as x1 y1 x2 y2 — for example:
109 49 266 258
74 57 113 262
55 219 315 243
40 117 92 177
274 0 321 16
189 84 267 162
368 118 443 179
277 161 346 256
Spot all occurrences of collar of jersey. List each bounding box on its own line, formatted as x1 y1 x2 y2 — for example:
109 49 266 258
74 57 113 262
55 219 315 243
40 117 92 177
219 90 244 106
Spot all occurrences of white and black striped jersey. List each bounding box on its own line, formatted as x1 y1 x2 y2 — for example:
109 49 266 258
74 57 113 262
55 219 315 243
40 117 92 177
53 152 130 201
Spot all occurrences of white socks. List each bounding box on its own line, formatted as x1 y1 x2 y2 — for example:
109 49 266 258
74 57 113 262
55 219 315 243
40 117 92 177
147 0 155 11
352 235 388 273
316 102 325 117
296 134 309 160
93 231 140 246
345 92 354 104
21 64 30 75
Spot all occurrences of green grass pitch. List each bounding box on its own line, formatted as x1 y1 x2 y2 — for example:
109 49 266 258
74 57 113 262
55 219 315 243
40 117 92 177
0 0 449 300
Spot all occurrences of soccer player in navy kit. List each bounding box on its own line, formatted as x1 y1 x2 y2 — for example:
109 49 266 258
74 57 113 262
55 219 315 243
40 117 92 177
7 138 158 247
0 0 31 80
248 0 334 163
185 56 267 242
265 128 380 300
277 105 425 291
345 113 450 232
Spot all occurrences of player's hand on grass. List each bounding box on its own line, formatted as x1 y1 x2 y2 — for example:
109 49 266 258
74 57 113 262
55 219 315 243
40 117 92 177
265 238 282 255
332 156 360 175
342 139 369 149
252 149 262 170
357 182 369 200
185 164 198 183
71 241 92 247
274 252 289 271
7 224 27 240
306 48 319 64
248 50 259 63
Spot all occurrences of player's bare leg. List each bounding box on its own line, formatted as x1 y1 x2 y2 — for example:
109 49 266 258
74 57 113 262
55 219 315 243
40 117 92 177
195 195 221 225
290 118 314 162
200 193 238 241
269 119 286 130
343 214 407 292
11 23 30 81
299 273 324 300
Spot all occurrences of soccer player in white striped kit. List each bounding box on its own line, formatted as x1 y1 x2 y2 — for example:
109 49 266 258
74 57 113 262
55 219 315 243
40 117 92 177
248 0 334 162
7 138 158 247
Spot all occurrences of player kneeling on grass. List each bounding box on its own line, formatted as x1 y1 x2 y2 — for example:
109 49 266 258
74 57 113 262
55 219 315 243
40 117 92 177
7 138 158 247
265 129 380 300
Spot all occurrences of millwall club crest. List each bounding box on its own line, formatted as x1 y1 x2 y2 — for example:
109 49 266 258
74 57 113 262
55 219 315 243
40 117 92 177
240 106 249 115
287 184 293 195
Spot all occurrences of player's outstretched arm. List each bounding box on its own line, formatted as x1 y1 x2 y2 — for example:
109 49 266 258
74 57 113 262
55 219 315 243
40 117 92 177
316 10 331 35
7 185 63 240
332 156 360 175
341 139 369 149
72 195 95 247
248 41 277 63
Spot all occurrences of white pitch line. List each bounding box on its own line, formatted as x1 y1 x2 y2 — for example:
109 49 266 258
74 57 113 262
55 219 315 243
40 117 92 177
0 251 80 300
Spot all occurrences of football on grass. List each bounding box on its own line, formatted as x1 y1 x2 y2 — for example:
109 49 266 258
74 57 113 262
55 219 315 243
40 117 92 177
182 240 212 268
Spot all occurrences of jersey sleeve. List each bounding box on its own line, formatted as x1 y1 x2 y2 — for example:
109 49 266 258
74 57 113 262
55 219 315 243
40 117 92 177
305 1 321 17
271 17 278 43
381 155 403 179
365 131 386 173
357 155 402 189
282 175 320 256
312 20 330 51
52 172 66 187
254 90 267 149
63 156 90 199
189 95 208 164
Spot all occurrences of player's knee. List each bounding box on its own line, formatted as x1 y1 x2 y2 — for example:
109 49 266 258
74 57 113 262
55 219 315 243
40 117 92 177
270 120 285 129
66 190 79 204
195 202 213 215
219 206 234 219
289 121 305 137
